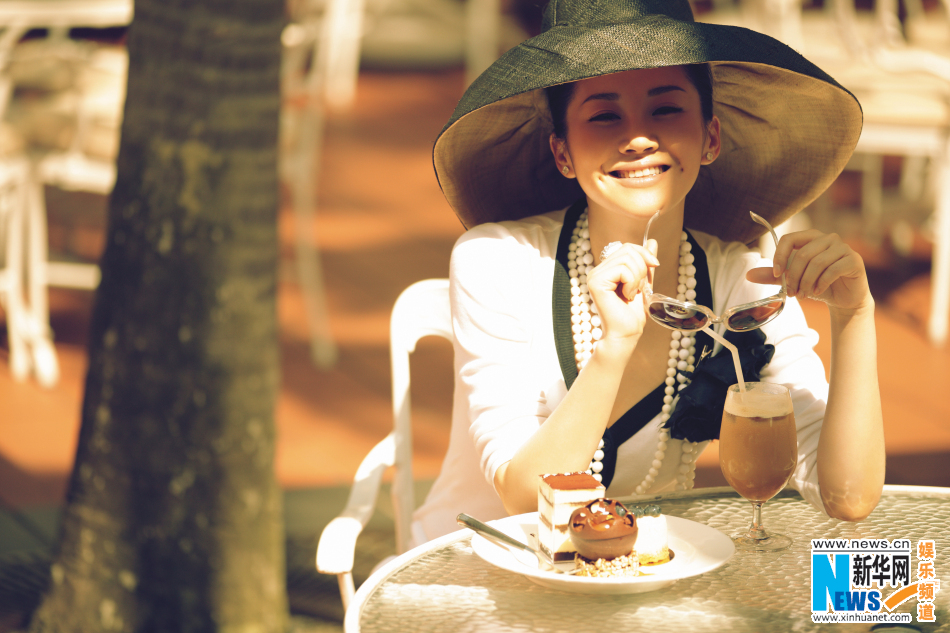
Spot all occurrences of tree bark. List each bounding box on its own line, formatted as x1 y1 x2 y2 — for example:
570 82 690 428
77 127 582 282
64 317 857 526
29 1 287 631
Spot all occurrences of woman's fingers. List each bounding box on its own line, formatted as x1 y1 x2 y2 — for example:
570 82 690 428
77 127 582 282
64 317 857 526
597 256 641 301
593 256 647 301
770 230 871 309
746 266 782 285
776 231 837 297
590 243 658 299
643 238 658 287
772 229 826 277
586 242 659 340
795 241 846 298
813 256 856 297
644 238 659 258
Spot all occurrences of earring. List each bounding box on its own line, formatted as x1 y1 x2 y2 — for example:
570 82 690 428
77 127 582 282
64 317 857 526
562 165 570 175
705 152 714 161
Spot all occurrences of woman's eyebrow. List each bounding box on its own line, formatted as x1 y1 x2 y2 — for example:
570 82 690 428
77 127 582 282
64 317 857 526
580 92 619 104
580 85 686 105
647 85 685 96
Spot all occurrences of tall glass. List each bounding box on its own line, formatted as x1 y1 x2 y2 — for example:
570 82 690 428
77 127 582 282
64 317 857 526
719 382 797 552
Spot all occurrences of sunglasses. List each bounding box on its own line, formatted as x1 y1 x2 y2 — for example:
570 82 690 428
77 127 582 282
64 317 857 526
641 211 786 333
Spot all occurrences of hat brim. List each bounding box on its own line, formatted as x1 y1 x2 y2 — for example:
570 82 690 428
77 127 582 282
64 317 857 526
434 18 863 243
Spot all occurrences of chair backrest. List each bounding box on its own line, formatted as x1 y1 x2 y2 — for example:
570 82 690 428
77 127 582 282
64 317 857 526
389 278 451 555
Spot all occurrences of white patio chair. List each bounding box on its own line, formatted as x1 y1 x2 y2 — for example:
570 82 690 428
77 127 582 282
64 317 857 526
0 156 32 380
315 278 451 611
280 3 338 369
903 0 950 56
16 41 126 387
286 0 504 110
26 42 126 300
0 0 132 385
0 25 82 386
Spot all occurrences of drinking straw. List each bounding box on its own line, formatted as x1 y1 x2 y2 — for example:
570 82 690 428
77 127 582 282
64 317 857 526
700 325 746 393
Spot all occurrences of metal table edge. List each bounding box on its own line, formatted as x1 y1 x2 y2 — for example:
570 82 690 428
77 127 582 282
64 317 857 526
880 484 950 496
344 527 471 633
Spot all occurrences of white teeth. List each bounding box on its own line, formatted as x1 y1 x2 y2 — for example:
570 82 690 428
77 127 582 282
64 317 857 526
617 166 661 178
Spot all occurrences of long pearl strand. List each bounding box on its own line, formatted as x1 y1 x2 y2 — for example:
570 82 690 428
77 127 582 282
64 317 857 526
566 209 699 492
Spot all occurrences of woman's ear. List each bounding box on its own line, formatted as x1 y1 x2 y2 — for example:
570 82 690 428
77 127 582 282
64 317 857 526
550 133 574 178
701 115 722 165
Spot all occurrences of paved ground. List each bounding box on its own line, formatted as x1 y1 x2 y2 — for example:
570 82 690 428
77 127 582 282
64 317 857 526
2 67 949 630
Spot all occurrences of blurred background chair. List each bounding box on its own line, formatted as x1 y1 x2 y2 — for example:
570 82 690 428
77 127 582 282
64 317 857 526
316 277 451 611
0 0 132 386
285 0 507 110
695 0 950 347
902 0 950 56
0 156 30 381
280 0 521 368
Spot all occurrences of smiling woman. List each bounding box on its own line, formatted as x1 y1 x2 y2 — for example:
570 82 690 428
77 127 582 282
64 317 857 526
411 0 885 546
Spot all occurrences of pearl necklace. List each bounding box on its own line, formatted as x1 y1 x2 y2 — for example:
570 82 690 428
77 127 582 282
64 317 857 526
566 209 699 493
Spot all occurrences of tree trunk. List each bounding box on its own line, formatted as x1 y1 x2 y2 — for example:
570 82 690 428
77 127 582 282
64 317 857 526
29 1 287 631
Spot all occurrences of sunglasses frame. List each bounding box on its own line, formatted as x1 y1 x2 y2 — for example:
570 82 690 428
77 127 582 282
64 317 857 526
640 211 787 333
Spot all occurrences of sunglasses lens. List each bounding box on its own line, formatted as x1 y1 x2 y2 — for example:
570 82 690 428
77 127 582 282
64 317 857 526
648 302 708 330
726 300 785 331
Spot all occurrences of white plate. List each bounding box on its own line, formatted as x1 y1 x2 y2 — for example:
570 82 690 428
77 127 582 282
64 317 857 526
470 512 734 594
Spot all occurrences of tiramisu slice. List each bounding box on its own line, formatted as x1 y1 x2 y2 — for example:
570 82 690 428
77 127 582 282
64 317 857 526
537 472 605 562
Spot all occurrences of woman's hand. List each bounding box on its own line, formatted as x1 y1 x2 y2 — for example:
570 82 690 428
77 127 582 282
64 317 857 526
746 230 872 313
587 240 659 342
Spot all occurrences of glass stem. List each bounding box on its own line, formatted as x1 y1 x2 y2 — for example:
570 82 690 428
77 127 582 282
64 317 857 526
748 501 768 541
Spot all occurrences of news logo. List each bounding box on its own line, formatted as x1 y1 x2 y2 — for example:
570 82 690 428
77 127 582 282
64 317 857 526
811 539 940 625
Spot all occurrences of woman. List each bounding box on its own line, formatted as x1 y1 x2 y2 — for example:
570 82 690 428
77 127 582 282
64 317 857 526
410 0 884 547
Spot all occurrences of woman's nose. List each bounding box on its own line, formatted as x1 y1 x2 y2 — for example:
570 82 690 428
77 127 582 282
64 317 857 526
619 121 658 153
620 132 658 154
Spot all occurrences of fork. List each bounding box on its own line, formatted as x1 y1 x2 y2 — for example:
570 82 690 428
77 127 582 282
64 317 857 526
456 513 579 575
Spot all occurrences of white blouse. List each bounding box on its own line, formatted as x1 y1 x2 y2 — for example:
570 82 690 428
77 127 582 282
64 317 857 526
410 208 828 547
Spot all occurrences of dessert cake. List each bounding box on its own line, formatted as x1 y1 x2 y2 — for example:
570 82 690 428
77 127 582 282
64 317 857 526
537 472 605 562
632 504 670 565
569 499 640 577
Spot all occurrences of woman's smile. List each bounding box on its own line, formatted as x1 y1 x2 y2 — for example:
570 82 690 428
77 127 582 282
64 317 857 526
608 164 670 183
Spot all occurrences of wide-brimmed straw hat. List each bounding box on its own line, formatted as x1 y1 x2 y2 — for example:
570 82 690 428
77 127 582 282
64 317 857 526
433 0 863 244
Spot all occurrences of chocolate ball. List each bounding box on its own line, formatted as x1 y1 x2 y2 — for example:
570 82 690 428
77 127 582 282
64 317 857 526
569 499 638 560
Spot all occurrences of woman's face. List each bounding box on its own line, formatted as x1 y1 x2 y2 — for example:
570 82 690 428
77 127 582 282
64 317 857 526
550 66 720 221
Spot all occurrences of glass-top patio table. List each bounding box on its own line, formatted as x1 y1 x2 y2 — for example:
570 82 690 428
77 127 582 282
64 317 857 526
346 485 950 632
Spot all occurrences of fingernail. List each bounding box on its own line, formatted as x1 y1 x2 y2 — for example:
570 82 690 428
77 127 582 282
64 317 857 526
773 264 781 277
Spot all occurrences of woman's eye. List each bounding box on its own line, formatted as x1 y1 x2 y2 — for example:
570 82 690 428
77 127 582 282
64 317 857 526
589 112 619 122
653 106 683 115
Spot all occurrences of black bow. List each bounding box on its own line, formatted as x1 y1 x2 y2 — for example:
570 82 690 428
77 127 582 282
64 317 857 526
663 329 775 442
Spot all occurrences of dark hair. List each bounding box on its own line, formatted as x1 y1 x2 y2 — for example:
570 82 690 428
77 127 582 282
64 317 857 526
546 63 715 139
546 81 576 139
